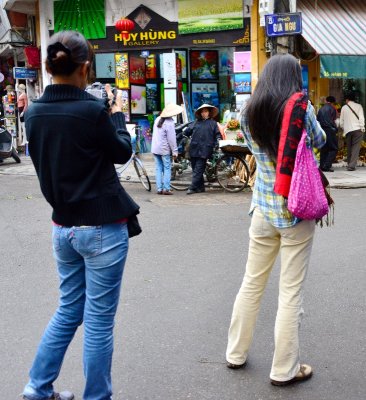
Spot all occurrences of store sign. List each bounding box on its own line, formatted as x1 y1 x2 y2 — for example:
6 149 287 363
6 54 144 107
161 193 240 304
13 67 38 80
89 5 250 51
265 13 302 37
320 55 366 79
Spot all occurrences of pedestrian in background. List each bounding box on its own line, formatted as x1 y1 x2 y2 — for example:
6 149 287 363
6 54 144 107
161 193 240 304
151 103 183 195
184 104 221 194
339 91 365 171
317 95 338 172
226 53 326 386
22 30 140 400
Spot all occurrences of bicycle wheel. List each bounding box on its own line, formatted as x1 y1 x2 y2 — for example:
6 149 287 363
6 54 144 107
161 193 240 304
170 157 192 191
134 157 151 191
215 154 249 192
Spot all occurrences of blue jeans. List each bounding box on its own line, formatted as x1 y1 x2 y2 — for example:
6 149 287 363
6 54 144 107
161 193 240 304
154 154 171 191
23 222 129 400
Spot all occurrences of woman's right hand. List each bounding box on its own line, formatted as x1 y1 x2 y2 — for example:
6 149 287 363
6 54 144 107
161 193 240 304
110 90 123 114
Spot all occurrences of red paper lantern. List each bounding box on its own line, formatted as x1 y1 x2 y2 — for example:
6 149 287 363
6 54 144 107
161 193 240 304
115 17 135 39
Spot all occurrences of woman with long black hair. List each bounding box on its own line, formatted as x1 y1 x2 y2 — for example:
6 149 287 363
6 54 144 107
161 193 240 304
226 54 326 386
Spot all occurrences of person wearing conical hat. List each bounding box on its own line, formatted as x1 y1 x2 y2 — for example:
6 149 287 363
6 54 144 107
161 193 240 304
184 103 221 194
151 103 183 194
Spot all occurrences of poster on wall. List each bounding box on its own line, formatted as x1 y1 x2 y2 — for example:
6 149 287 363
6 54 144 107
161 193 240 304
121 90 130 122
235 94 251 113
130 56 146 85
164 89 177 107
178 0 243 34
146 54 157 79
95 53 115 79
163 53 177 88
131 85 146 114
219 48 234 74
233 51 251 73
115 53 129 89
234 73 251 93
192 92 219 110
190 50 218 80
175 50 187 79
135 118 152 153
146 83 158 113
191 83 218 93
182 92 195 123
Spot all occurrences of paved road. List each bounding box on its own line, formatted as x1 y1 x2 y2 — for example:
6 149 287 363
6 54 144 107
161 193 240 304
1 173 365 400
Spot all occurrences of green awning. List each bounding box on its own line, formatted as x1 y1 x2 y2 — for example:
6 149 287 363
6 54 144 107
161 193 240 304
320 55 366 79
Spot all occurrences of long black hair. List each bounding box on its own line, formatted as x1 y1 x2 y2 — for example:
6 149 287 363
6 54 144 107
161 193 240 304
157 117 167 128
245 53 303 160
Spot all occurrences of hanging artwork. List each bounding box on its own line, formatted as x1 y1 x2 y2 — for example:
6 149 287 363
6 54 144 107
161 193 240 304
135 118 152 153
121 90 130 122
146 54 157 79
131 85 146 114
175 50 187 79
233 51 251 73
95 53 115 79
146 83 158 113
234 73 251 93
115 53 129 89
130 56 146 85
190 51 218 80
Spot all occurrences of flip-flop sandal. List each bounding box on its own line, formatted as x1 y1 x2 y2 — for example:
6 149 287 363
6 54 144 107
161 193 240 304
270 364 313 386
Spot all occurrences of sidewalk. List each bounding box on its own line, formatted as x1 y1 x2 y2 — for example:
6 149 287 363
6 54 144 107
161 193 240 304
1 153 366 189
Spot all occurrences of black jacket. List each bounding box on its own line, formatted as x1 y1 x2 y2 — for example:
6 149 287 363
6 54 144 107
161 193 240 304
317 103 337 133
185 118 221 159
25 84 139 226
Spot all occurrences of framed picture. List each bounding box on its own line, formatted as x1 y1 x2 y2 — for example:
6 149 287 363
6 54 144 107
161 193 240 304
175 50 187 79
95 53 115 79
115 53 129 89
121 90 130 122
146 54 157 79
235 94 251 113
190 50 218 80
129 55 146 85
234 73 251 93
191 82 218 93
233 51 251 73
134 118 152 153
192 92 219 110
131 85 146 114
146 83 158 113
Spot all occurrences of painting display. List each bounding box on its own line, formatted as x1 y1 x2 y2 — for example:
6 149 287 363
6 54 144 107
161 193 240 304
233 51 251 73
175 50 187 79
115 53 129 89
146 54 157 79
131 85 146 114
135 118 152 153
130 55 146 85
192 92 219 110
95 53 115 79
190 51 218 80
146 83 158 113
191 83 218 93
234 73 251 93
121 90 130 122
178 0 244 34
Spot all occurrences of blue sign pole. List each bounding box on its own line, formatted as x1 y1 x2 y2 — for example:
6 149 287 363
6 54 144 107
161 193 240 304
265 13 302 37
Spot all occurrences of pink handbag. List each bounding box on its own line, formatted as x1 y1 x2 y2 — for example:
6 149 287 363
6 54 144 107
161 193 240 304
288 129 329 220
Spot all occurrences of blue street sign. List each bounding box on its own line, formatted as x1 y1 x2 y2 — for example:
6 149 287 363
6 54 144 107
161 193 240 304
265 13 302 37
13 67 38 80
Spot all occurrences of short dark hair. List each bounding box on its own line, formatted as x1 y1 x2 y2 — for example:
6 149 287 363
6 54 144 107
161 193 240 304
345 92 355 101
46 30 94 77
326 96 336 103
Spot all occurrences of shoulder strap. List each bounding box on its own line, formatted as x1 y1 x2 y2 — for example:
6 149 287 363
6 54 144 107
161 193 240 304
347 104 359 120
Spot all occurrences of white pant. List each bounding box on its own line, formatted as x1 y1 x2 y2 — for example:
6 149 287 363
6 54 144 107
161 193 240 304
226 208 315 381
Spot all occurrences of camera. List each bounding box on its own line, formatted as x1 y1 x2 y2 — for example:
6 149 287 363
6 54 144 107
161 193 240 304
85 82 116 100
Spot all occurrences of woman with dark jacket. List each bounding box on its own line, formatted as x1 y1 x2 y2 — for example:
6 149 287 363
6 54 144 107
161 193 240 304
22 30 140 400
184 103 221 194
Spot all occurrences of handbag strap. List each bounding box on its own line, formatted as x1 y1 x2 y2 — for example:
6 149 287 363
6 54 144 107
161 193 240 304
347 104 359 120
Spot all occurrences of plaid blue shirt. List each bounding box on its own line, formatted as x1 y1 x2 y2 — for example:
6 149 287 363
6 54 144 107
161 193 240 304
242 102 326 228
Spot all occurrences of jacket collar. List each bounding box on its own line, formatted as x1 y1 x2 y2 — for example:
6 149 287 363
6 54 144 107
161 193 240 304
35 84 100 103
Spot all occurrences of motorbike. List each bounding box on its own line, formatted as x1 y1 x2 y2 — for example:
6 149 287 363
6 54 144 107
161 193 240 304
0 118 21 163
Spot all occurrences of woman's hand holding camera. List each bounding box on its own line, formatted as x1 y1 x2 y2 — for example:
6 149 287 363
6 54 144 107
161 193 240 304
105 84 123 114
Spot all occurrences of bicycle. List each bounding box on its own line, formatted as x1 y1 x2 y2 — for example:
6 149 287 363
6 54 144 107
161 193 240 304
170 136 251 192
115 124 151 191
